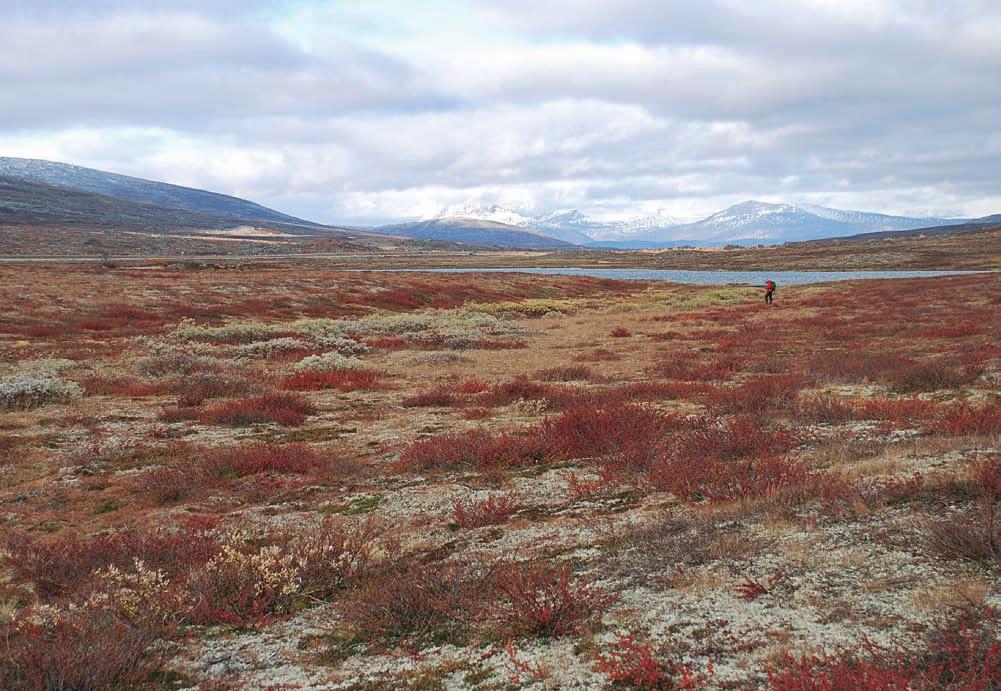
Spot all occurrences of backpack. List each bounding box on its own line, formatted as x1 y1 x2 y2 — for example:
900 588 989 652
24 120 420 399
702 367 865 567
766 280 775 291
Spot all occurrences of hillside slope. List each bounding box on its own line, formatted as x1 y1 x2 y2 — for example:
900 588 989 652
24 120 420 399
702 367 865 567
0 176 339 236
0 157 315 226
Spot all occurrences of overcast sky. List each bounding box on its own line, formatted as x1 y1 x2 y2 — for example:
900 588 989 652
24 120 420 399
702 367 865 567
3 0 1000 224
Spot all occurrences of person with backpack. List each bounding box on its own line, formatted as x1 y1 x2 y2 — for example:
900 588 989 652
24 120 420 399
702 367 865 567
764 279 776 304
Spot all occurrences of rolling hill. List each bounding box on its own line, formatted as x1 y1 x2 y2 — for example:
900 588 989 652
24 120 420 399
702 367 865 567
0 157 316 226
0 176 353 237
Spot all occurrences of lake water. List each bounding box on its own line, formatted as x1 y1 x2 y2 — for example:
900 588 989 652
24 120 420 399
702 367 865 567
394 267 982 286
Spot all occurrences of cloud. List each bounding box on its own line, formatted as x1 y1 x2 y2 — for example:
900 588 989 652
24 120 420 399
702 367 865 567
0 9 443 130
1 0 999 225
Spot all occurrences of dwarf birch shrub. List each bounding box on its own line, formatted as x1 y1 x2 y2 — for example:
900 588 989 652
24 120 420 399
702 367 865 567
0 373 82 411
234 337 314 359
294 351 365 372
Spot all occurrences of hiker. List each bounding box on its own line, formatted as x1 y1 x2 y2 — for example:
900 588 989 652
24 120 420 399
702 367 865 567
764 279 776 304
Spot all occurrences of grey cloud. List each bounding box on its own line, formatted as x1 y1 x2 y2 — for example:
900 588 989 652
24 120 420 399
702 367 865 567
0 11 445 130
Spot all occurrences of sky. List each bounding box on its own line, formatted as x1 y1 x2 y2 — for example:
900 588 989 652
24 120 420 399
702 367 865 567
2 0 1000 225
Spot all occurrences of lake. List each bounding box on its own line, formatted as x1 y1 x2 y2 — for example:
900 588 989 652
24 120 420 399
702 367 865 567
389 267 983 285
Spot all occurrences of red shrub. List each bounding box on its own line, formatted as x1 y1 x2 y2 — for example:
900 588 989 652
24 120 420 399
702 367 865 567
8 528 221 599
541 404 679 470
365 336 407 349
673 415 797 462
396 429 547 473
566 467 622 500
481 378 551 406
453 494 519 528
535 365 593 382
198 393 316 426
397 430 489 471
173 373 253 406
132 466 195 505
914 322 983 338
23 324 62 338
610 327 632 338
202 442 323 478
794 394 861 423
281 369 380 392
80 376 172 397
705 374 804 414
649 453 808 502
933 402 1001 436
861 397 939 424
657 354 742 382
402 386 459 407
455 378 489 394
618 381 710 401
476 432 549 471
889 354 985 392
2 607 166 691
0 434 22 455
343 559 473 645
766 619 1001 690
596 633 697 689
577 348 620 362
484 561 615 638
804 351 912 385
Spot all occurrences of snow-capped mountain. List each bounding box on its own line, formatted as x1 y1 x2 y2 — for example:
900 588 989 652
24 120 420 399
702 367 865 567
651 201 964 244
418 199 968 246
426 203 536 229
422 204 685 244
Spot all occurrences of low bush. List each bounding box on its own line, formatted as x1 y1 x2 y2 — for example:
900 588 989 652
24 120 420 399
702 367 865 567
705 374 804 414
1 605 166 691
932 402 1001 436
535 365 593 382
888 354 985 392
673 415 796 462
79 376 172 398
293 351 364 373
596 632 699 689
187 521 378 625
541 404 679 469
484 561 614 638
173 373 254 407
402 386 460 408
281 369 380 392
202 442 323 478
455 378 489 394
481 378 551 407
396 429 547 473
927 456 1001 563
453 494 519 528
766 617 1001 690
198 393 316 426
0 373 82 411
343 559 474 646
8 528 221 600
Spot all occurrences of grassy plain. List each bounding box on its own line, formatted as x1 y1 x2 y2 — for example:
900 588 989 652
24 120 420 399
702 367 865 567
1 263 999 688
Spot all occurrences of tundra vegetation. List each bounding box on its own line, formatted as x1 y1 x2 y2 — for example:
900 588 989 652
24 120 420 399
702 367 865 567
0 263 999 689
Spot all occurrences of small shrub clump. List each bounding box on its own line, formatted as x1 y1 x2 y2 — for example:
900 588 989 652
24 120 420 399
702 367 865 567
198 393 317 426
453 494 519 528
0 373 82 411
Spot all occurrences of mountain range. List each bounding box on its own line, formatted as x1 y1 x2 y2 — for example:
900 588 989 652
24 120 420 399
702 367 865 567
0 157 995 250
413 201 971 247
